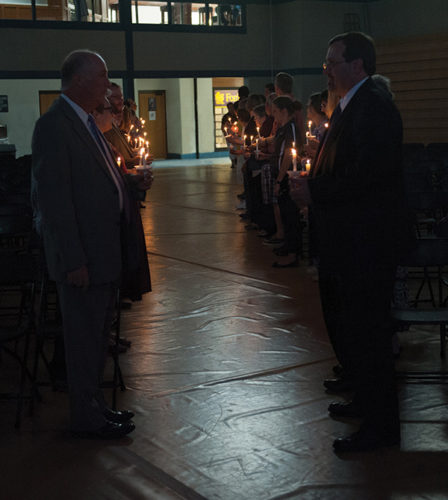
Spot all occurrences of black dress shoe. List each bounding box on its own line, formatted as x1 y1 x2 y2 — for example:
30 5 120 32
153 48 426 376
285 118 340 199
103 408 135 423
328 400 363 418
72 421 135 439
323 378 355 393
333 429 400 453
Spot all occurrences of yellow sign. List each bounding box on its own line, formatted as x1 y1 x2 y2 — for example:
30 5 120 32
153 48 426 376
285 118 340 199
214 89 238 106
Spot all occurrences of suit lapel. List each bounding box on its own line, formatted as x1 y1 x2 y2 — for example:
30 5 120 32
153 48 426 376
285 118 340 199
56 97 116 185
311 79 372 177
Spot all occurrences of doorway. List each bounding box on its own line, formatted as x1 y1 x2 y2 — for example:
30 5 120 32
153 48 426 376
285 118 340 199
39 91 60 115
138 91 167 159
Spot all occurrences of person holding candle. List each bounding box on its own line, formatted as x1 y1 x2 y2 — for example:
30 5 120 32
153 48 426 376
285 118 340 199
305 32 412 452
274 72 305 149
240 104 276 235
307 92 328 142
104 83 150 170
267 96 302 267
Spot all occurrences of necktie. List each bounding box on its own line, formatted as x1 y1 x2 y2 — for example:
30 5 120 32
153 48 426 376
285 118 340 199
87 115 130 220
311 104 343 177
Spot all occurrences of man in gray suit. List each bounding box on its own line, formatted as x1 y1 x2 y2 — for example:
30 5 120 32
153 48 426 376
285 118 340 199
32 50 135 438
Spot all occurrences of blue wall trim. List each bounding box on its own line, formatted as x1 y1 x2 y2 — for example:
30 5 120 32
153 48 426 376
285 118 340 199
167 151 229 159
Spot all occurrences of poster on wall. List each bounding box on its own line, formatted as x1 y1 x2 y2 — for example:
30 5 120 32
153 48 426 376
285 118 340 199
213 88 238 150
148 97 157 121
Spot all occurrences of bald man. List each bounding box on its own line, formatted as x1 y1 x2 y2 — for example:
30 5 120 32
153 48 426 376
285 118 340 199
32 50 135 439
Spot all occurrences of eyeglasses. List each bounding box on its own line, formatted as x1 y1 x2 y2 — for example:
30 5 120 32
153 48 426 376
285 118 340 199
322 60 345 71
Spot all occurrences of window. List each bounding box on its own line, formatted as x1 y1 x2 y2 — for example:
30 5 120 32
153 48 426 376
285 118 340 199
132 0 167 24
171 2 204 25
0 0 120 22
131 1 243 27
208 3 241 26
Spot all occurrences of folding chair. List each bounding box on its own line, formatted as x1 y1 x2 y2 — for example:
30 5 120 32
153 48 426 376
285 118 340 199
391 237 448 363
0 251 37 427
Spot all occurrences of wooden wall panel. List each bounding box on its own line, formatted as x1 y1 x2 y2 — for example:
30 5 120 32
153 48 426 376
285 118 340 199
376 34 448 144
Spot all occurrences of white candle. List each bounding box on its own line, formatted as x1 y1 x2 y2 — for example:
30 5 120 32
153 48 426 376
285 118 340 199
117 156 121 168
305 159 311 173
139 147 145 167
291 148 297 171
256 126 260 137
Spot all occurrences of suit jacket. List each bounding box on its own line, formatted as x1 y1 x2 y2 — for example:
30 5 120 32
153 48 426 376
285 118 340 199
32 96 122 284
308 78 412 271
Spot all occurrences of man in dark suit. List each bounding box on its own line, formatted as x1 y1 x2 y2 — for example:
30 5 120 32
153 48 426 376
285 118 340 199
32 50 136 439
307 32 410 452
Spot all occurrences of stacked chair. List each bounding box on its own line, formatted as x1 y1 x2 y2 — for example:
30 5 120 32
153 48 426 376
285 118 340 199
0 155 38 428
392 142 448 381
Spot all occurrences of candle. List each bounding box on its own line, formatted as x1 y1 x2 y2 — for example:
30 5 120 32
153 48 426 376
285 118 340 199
250 135 253 144
256 126 260 137
291 147 297 171
305 159 311 173
244 134 247 145
141 119 145 125
308 120 312 133
117 156 121 168
139 147 145 167
324 122 329 129
256 138 259 158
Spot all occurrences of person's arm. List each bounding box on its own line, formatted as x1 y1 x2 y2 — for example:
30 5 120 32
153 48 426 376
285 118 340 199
274 147 292 196
32 115 89 286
